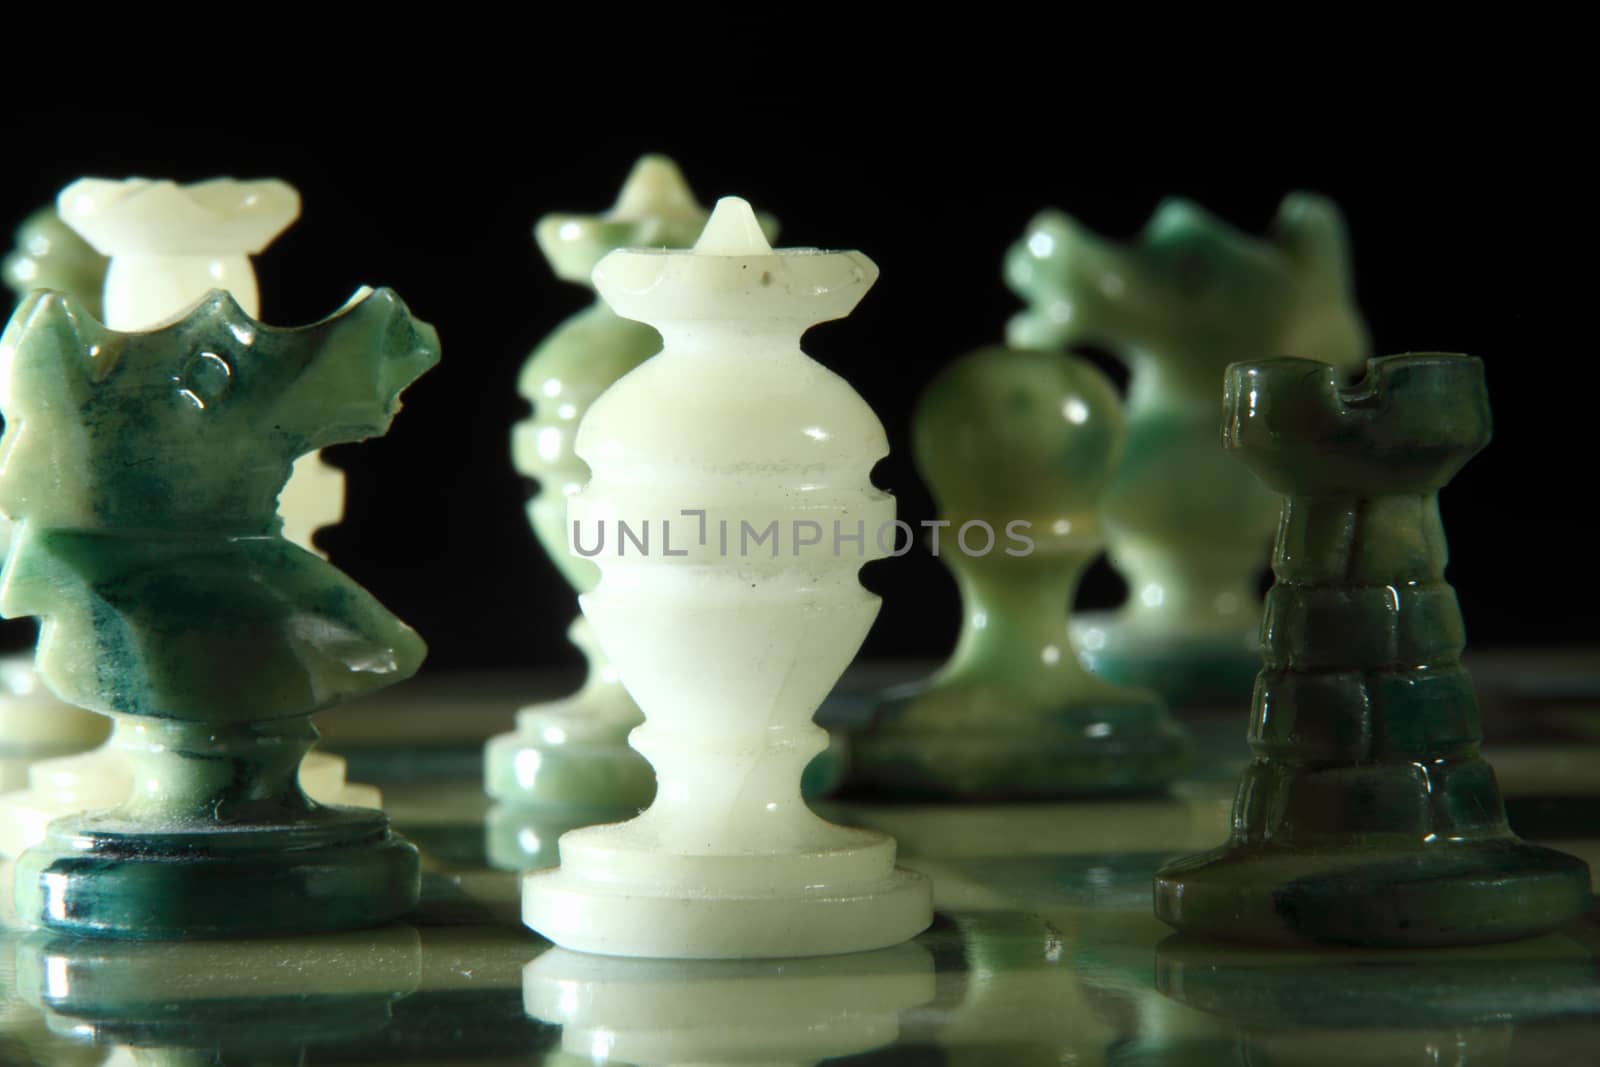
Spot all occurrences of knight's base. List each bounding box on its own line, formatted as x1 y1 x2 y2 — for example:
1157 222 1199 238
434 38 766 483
14 807 420 940
850 702 1191 799
523 864 932 960
1154 837 1592 947
1073 612 1261 708
0 747 380 859
485 729 848 810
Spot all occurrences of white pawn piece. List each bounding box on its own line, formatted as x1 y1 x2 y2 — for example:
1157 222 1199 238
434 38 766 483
522 197 932 958
0 178 374 857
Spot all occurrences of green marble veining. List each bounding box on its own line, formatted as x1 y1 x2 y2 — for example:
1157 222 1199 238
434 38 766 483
0 287 437 939
1006 195 1369 706
850 346 1188 798
481 156 847 822
1154 353 1591 946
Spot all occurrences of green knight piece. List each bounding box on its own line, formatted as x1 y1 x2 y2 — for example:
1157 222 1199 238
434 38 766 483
1006 195 1369 706
0 286 438 939
850 346 1188 797
484 156 836 857
1154 353 1590 946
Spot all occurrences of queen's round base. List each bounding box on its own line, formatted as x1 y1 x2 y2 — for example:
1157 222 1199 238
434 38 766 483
851 703 1190 799
524 867 930 959
486 726 848 809
1154 838 1592 948
524 821 932 959
14 807 420 940
1074 612 1260 707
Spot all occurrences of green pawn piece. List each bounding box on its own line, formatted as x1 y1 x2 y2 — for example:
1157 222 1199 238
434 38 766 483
0 287 438 939
1155 354 1591 946
1007 195 1369 706
486 156 712 817
851 347 1188 797
2 206 108 319
485 157 839 833
0 206 113 790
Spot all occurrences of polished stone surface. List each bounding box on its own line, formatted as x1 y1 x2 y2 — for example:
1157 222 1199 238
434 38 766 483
5 660 1596 1063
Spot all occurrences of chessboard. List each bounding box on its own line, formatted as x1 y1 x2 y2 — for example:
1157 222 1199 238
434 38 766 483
3 652 1596 1066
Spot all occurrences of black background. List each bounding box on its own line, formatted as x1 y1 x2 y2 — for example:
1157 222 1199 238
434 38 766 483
1 73 1592 674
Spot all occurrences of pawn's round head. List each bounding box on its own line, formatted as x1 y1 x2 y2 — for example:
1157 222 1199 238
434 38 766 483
913 346 1124 546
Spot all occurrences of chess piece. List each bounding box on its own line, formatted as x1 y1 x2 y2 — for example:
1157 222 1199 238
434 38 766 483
1007 195 1369 706
487 156 726 813
522 197 932 958
0 209 115 792
58 177 345 543
850 346 1188 797
3 206 108 319
1154 354 1591 946
1 286 437 938
486 157 843 848
0 179 378 855
524 943 934 1066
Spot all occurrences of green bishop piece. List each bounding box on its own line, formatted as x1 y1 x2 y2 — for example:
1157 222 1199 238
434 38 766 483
1155 353 1591 946
0 286 438 939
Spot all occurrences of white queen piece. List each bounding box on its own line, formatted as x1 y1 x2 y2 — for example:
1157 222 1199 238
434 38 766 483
521 197 933 958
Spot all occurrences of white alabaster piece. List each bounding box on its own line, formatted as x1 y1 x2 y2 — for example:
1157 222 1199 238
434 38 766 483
522 197 933 958
524 943 934 1065
54 175 346 554
57 177 299 331
0 652 107 752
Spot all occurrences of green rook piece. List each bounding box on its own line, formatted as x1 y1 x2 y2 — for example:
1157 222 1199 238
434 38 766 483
1006 195 1369 706
1154 354 1591 946
0 287 438 940
851 347 1188 798
484 157 838 823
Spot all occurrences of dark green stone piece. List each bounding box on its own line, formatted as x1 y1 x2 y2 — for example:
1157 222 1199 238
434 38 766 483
1154 353 1591 946
851 346 1188 798
0 288 438 939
